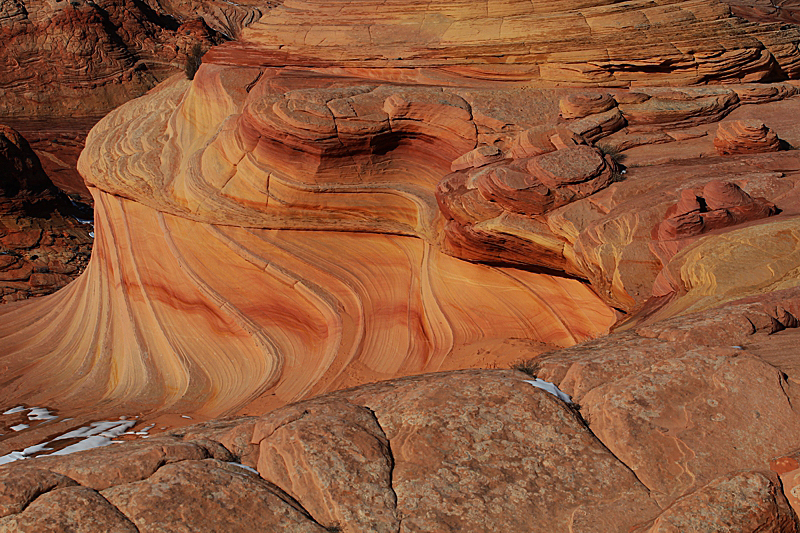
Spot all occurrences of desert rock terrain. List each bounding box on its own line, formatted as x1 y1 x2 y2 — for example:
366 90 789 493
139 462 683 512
2 0 800 530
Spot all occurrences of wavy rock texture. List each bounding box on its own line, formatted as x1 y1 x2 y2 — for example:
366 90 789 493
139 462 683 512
0 187 614 417
4 0 800 420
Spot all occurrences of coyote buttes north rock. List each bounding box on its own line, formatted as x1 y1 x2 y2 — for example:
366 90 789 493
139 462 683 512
3 0 800 437
4 0 800 530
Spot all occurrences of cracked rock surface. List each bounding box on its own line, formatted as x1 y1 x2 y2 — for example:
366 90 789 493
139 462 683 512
4 284 800 532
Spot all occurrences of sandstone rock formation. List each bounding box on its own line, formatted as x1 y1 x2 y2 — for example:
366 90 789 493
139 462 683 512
2 0 800 473
0 0 225 117
714 119 783 154
651 180 780 282
0 125 93 302
3 283 800 531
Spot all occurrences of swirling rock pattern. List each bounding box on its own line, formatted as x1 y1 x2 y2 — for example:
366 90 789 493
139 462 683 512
714 118 783 154
4 0 800 421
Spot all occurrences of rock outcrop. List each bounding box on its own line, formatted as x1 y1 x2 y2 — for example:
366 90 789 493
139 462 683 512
0 125 93 302
0 0 226 117
714 119 783 154
2 0 800 441
3 285 800 530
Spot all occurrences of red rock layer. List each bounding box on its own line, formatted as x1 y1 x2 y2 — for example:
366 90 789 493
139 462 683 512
0 125 93 302
714 118 783 154
0 0 225 117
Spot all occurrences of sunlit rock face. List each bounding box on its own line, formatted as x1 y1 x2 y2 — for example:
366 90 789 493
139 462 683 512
5 0 800 419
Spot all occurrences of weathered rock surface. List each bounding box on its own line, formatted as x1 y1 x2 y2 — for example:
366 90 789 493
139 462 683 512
0 371 662 532
529 286 800 510
0 125 93 302
3 0 800 453
0 0 226 117
3 293 800 533
638 471 797 533
0 486 139 532
714 119 783 154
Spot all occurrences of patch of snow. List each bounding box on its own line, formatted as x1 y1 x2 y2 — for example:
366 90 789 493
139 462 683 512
89 231 95 238
55 420 135 441
523 379 572 404
10 424 29 431
135 423 156 435
732 346 743 349
228 462 260 475
0 419 139 466
0 452 27 466
28 407 57 421
22 442 53 455
181 415 192 419
44 435 116 456
3 406 26 415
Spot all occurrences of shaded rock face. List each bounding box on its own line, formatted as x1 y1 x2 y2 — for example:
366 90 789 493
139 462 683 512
0 125 93 302
0 0 226 117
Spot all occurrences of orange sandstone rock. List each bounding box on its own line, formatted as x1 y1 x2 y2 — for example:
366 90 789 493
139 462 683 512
714 119 783 154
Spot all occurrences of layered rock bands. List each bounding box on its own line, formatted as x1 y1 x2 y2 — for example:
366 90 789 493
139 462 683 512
2 0 800 429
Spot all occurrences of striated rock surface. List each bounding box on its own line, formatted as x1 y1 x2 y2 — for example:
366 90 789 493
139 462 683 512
714 119 783 154
0 125 93 302
2 0 800 441
210 0 800 85
4 289 800 533
0 189 614 419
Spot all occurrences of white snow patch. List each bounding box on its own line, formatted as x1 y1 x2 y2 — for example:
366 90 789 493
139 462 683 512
89 231 95 238
28 408 57 421
10 424 29 431
55 420 135 441
524 379 572 404
3 406 26 415
228 462 260 475
181 415 192 419
44 436 117 457
0 419 137 466
0 452 27 466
